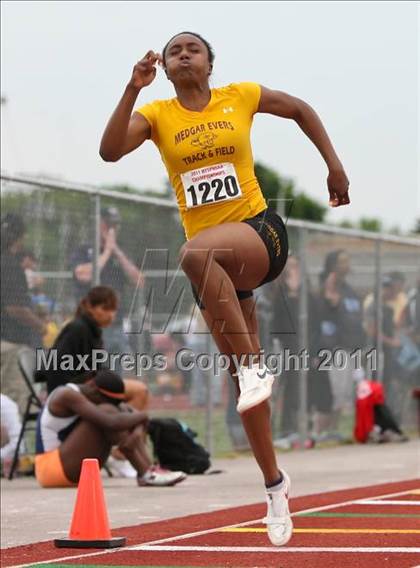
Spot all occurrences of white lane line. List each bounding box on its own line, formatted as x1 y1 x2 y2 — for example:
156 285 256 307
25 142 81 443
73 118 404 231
9 486 418 568
133 545 420 554
355 500 420 506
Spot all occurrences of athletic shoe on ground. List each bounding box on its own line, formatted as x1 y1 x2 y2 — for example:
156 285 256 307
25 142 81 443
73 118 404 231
137 465 187 487
236 364 274 414
153 465 188 480
263 469 293 546
106 456 137 478
367 426 384 444
382 430 409 443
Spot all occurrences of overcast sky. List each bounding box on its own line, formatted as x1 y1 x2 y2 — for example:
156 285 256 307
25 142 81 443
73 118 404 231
1 1 419 231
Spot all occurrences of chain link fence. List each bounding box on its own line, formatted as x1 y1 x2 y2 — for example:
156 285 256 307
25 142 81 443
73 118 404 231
1 174 419 455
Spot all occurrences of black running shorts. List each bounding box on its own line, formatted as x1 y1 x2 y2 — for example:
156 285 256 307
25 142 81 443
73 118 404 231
191 208 289 309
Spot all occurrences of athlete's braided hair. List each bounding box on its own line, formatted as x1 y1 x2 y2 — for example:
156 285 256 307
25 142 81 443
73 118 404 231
162 32 215 66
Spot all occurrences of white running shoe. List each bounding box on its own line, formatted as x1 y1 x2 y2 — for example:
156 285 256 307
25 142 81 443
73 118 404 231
263 469 293 546
106 457 138 478
236 364 274 414
137 465 187 487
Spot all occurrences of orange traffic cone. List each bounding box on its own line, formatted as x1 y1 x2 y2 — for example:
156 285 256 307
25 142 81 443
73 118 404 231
54 458 126 548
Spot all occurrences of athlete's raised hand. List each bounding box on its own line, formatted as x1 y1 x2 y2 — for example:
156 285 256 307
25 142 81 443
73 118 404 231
128 51 162 89
327 168 350 208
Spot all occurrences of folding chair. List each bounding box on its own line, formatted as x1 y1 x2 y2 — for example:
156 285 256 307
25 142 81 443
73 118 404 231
8 349 43 480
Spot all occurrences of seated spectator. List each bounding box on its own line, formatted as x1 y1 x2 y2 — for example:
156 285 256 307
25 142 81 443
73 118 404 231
1 214 46 413
44 286 148 405
353 369 408 444
43 285 150 476
35 370 186 487
1 393 24 477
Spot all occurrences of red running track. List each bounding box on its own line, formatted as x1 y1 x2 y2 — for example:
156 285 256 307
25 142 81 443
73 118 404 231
2 478 419 568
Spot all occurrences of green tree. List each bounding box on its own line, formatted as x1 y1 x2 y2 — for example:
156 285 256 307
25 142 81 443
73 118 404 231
359 217 382 233
338 220 355 229
254 161 327 222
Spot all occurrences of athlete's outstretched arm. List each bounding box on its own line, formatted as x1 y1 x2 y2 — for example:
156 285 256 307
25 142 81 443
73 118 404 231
258 86 350 207
99 51 161 162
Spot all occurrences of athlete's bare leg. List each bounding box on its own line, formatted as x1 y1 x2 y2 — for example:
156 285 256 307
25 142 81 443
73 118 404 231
112 379 150 461
180 222 269 365
117 425 151 474
200 296 280 486
59 403 150 482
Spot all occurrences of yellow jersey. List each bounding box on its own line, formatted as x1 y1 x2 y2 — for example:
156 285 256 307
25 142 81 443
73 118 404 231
136 82 267 240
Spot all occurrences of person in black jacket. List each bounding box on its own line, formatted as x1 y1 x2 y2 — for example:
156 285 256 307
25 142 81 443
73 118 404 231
44 286 115 393
42 285 151 477
44 286 148 407
318 249 365 436
270 255 332 442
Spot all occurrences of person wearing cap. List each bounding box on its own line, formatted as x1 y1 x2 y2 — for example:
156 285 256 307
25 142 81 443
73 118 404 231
35 369 187 487
0 214 47 413
70 206 145 365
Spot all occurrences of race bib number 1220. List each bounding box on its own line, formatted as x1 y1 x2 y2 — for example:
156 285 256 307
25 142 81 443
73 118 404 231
181 162 242 209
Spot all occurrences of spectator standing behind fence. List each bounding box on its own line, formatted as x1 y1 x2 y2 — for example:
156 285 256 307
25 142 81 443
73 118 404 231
19 250 59 348
0 214 46 413
318 250 365 439
405 270 420 361
20 250 45 294
270 255 333 444
364 271 408 330
70 206 144 369
364 275 408 417
387 272 408 328
400 270 420 394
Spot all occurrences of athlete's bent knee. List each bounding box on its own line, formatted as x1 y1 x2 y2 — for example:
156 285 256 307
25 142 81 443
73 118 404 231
179 243 209 276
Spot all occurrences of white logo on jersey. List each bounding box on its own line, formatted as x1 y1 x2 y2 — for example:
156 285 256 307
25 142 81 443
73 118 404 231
223 106 234 114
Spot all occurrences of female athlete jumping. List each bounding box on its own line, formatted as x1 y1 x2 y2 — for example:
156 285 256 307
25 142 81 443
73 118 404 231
100 32 350 546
